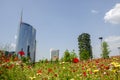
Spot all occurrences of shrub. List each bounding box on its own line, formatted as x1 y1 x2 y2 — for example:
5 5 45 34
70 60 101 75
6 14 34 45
63 49 71 62
62 49 78 62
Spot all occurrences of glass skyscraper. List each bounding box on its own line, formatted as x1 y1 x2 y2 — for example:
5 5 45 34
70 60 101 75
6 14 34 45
16 22 36 62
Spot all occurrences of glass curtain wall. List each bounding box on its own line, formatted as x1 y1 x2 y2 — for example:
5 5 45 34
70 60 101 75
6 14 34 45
16 22 36 62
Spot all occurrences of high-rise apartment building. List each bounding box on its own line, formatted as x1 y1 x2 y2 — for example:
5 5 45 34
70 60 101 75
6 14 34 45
16 22 36 62
50 49 59 61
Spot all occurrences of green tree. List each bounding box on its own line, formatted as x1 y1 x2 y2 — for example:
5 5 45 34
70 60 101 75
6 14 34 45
63 49 71 62
101 41 110 58
62 49 78 62
78 33 93 60
70 49 78 61
80 50 90 60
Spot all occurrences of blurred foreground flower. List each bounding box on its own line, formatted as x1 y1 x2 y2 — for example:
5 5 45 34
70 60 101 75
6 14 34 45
37 69 42 75
111 62 120 68
18 50 25 57
73 58 79 63
83 72 87 77
48 68 53 73
93 69 99 73
29 75 36 80
70 78 74 80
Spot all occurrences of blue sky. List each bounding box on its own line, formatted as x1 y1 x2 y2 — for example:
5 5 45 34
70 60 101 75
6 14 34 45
0 0 120 61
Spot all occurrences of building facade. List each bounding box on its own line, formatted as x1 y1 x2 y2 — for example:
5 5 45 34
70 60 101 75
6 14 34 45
16 22 36 62
50 49 59 61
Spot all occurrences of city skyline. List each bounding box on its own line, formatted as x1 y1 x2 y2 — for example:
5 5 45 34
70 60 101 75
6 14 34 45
0 0 120 61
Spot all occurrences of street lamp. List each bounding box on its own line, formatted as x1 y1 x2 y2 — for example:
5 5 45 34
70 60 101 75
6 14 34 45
99 37 103 43
99 37 103 55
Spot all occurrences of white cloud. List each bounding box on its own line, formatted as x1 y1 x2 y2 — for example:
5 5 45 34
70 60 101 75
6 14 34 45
91 10 99 14
104 3 120 24
105 36 120 42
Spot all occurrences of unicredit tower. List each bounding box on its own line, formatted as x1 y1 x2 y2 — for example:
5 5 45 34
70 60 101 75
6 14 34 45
16 22 36 62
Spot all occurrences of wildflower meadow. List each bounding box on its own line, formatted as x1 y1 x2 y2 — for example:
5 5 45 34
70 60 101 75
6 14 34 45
0 51 120 80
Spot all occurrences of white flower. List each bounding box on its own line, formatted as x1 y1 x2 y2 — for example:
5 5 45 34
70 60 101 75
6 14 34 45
103 72 107 75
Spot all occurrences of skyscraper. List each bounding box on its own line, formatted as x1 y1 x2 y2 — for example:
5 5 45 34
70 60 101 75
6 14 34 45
16 12 36 62
50 49 59 61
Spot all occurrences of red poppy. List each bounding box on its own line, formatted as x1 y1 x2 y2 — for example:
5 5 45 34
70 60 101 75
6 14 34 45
83 72 87 77
9 64 14 69
73 58 79 63
5 58 10 62
104 66 109 70
37 69 42 75
100 64 104 67
14 57 19 61
48 68 52 73
96 60 99 64
28 66 32 69
82 67 85 70
89 71 92 74
54 74 57 77
18 51 25 56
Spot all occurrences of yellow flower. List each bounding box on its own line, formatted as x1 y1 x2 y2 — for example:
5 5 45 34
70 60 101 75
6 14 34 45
29 76 36 80
111 62 120 68
115 64 120 67
70 78 74 80
93 65 96 68
63 67 65 69
93 69 99 73
111 62 116 65
114 64 120 68
62 62 65 64
87 68 91 72
113 58 118 60
111 70 117 73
